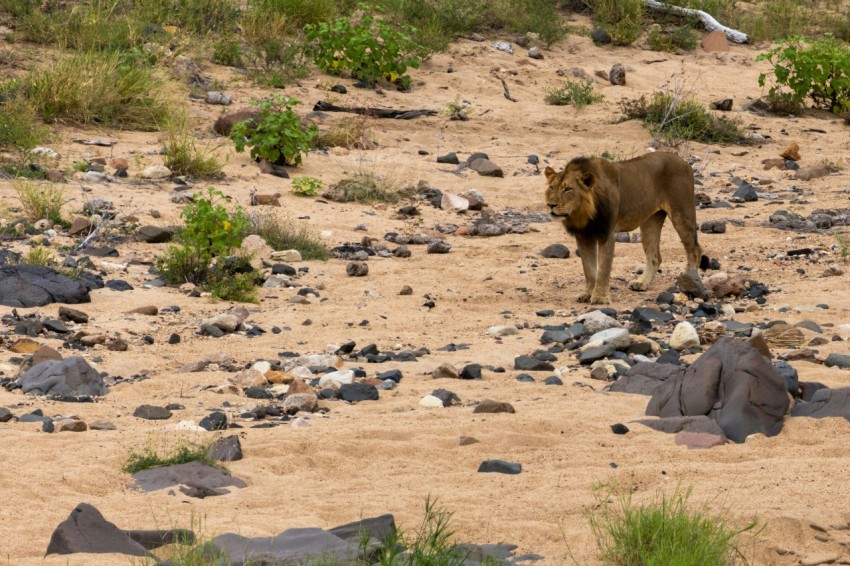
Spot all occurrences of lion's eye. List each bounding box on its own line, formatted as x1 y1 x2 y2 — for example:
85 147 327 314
562 187 572 193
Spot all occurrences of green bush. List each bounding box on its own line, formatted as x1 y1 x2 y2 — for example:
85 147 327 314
158 188 250 284
757 36 850 113
648 25 698 52
291 176 323 196
212 35 243 67
207 265 259 303
587 0 643 45
230 95 317 166
544 79 604 109
306 10 425 89
587 484 759 566
620 93 744 145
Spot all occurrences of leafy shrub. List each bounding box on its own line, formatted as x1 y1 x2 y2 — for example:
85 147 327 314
620 93 744 145
587 483 759 565
306 10 425 89
247 212 330 261
291 176 323 196
757 36 850 113
231 95 317 166
587 0 643 45
24 50 177 130
545 79 604 109
648 25 698 52
213 35 243 67
13 181 65 224
207 266 258 303
123 441 220 474
158 188 249 284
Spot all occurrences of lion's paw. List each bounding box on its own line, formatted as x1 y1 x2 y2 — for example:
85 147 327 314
628 279 648 291
590 293 611 304
576 293 591 303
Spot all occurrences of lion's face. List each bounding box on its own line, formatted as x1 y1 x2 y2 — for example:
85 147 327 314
544 162 595 220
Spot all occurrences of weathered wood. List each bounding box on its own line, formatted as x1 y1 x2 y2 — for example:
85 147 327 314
499 77 517 103
645 0 749 44
312 101 436 119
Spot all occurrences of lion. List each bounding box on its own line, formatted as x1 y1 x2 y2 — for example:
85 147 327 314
544 151 702 304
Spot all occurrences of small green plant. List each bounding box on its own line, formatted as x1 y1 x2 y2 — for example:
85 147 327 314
157 188 250 285
620 92 744 145
0 96 46 173
305 9 425 89
230 95 317 167
162 115 224 178
207 265 259 303
212 35 243 67
757 36 850 113
545 79 604 109
247 212 330 261
835 231 850 261
323 172 415 204
443 96 472 121
291 176 323 196
13 180 65 224
24 245 53 266
648 25 698 52
586 483 759 565
123 441 220 474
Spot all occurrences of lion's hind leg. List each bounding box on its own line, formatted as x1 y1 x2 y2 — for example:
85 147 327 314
629 211 666 291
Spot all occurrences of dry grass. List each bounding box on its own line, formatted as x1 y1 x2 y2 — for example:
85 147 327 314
316 116 374 149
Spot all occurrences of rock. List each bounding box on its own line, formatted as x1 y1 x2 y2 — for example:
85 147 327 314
208 435 243 461
576 310 621 334
669 322 700 351
329 514 396 545
779 142 800 161
138 225 174 243
795 165 832 181
486 325 519 336
211 528 358 565
46 503 148 557
202 314 242 333
468 158 503 177
634 415 727 438
199 412 228 431
540 243 570 258
825 354 850 369
460 189 485 210
441 193 470 212
732 182 758 202
55 418 87 432
700 220 726 234
514 355 554 372
68 216 92 236
0 408 12 422
711 98 733 111
609 63 626 86
583 328 631 356
339 382 379 402
610 362 682 396
128 305 158 316
420 389 461 408
228 369 268 389
528 46 543 59
610 423 629 435
346 261 369 277
701 30 729 52
0 265 98 307
138 165 171 180
590 28 611 44
437 152 460 164
433 363 460 379
646 337 789 442
319 369 355 388
214 108 260 137
205 91 231 105
283 393 318 413
426 240 452 254
675 431 726 449
473 400 515 414
132 461 246 495
792 387 850 420
272 249 302 262
762 323 804 349
133 405 172 420
460 363 483 379
172 55 207 86
89 421 116 430
18 357 106 399
477 460 521 474
9 338 40 354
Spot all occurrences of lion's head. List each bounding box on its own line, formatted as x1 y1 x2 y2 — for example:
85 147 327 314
544 157 600 230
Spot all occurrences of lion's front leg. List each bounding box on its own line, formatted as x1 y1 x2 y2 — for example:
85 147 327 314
590 237 615 304
574 236 597 303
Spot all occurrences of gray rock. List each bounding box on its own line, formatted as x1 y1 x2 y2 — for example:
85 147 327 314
468 158 503 178
609 362 680 396
340 383 379 402
213 108 260 137
609 63 626 86
437 152 459 164
211 528 359 565
478 460 521 474
208 435 243 462
199 412 228 431
700 220 726 234
46 503 148 557
792 387 850 420
473 399 515 414
632 415 726 437
329 514 396 544
0 407 12 422
591 28 611 44
18 357 106 398
346 261 369 277
514 355 554 371
133 405 172 420
0 265 98 307
132 461 246 494
732 182 758 202
540 243 570 258
426 240 452 254
283 393 318 414
138 226 174 243
825 354 850 369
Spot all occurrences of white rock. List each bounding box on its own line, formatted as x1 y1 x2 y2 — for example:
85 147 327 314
576 310 622 334
289 366 314 379
205 91 231 105
139 165 172 179
440 193 470 212
83 171 111 183
226 369 268 388
283 393 318 413
633 354 653 363
320 230 333 238
202 314 241 333
319 369 355 388
419 394 445 408
583 327 631 352
169 420 206 432
263 274 290 288
239 234 273 269
271 249 302 262
721 304 736 316
251 361 272 375
669 321 700 351
31 146 60 159
291 416 311 428
291 354 343 369
485 325 519 336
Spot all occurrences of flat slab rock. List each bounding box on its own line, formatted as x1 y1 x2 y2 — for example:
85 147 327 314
210 527 361 565
18 357 107 399
792 387 850 421
632 415 726 438
0 265 98 307
131 461 246 495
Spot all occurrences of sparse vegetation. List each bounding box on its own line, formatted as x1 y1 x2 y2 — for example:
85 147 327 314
545 79 604 109
162 115 225 178
586 0 643 45
316 116 373 149
835 231 850 261
620 92 744 145
123 441 220 474
323 172 415 204
587 483 759 566
212 35 243 67
13 180 65 224
247 212 330 261
757 36 850 113
231 95 317 166
647 25 698 52
24 245 53 266
0 96 47 175
291 176 323 197
443 96 472 121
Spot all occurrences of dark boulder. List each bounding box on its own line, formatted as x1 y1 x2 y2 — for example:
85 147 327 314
0 265 98 307
791 387 850 421
609 362 679 396
18 357 107 399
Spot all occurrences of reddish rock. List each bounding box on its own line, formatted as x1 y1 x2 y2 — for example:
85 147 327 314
675 431 726 449
701 31 729 52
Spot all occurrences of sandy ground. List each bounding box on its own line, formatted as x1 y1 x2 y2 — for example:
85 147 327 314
2 16 850 565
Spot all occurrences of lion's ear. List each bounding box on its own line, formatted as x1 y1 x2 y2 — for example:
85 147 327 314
544 166 556 182
579 172 594 188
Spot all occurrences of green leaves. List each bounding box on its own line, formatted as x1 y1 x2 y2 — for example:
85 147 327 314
291 176 323 196
305 10 425 89
230 95 317 166
757 36 850 113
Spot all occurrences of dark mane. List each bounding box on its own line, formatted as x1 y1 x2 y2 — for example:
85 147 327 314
565 189 614 242
568 156 590 168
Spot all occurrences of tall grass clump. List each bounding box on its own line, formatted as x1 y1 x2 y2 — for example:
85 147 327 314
0 94 47 174
123 441 220 474
25 51 178 130
545 79 604 109
13 180 65 224
620 92 744 145
162 114 225 177
247 212 330 261
586 483 759 566
586 0 643 45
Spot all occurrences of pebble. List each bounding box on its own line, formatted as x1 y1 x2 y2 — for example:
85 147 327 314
139 165 172 179
433 363 460 379
208 435 243 461
473 400 515 414
610 423 629 435
199 412 228 431
486 325 519 336
670 322 700 351
426 240 452 254
346 261 369 277
460 364 482 380
540 244 570 259
133 405 172 420
420 389 461 408
478 460 521 474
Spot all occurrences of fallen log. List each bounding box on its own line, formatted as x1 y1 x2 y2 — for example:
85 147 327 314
313 101 436 119
645 0 749 44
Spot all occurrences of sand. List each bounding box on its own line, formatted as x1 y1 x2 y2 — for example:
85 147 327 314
2 15 850 565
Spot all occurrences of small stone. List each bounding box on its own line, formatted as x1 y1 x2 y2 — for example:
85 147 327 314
199 412 228 431
732 182 758 202
468 158 503 178
208 435 242 461
346 261 369 277
420 389 461 408
339 382 379 402
610 423 629 435
670 322 700 351
609 63 626 86
433 363 460 379
133 405 172 420
205 91 232 105
9 338 40 354
825 354 850 369
55 418 87 432
473 399 515 414
528 46 543 59
127 305 158 316
271 250 302 262
700 220 726 234
485 325 519 336
168 333 180 344
440 193 470 212
460 364 482 380
779 142 801 162
544 376 563 385
138 226 174 243
477 460 521 474
139 165 172 179
399 285 413 295
426 240 452 254
591 28 611 44
0 408 12 422
540 244 570 259
459 436 479 446
283 393 318 414
437 152 460 164
89 421 116 431
514 355 554 372
58 306 89 324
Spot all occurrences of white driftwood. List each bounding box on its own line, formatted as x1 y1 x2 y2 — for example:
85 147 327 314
645 0 749 44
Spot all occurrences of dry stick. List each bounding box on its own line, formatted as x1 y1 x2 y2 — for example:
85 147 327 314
499 77 517 102
644 0 749 43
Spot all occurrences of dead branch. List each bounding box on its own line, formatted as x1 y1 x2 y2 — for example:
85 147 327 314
499 77 517 103
312 101 436 119
645 0 748 44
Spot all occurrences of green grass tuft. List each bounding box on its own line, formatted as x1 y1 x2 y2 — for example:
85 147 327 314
620 92 744 145
247 212 330 261
123 442 221 475
545 79 604 109
13 180 65 225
